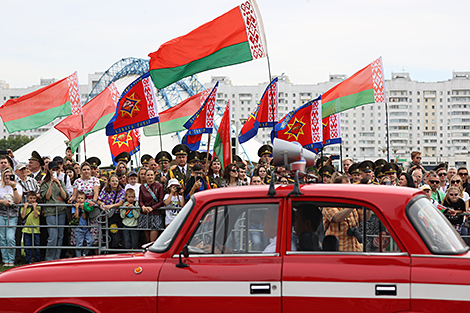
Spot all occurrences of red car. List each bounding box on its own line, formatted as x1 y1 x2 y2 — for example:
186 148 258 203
0 181 468 313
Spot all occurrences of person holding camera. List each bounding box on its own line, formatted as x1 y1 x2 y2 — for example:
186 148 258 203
163 179 185 227
184 164 210 201
323 206 371 252
0 167 21 266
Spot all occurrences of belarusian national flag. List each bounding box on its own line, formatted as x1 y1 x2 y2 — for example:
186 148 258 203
322 57 385 118
148 0 267 89
213 100 232 169
143 88 212 136
0 72 81 133
323 113 342 146
55 83 119 153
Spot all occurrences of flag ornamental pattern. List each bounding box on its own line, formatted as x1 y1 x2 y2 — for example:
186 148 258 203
105 73 159 136
321 57 385 119
148 0 267 89
55 83 119 153
108 129 141 166
323 113 342 146
67 72 82 115
213 100 232 169
182 82 218 151
273 97 323 152
238 77 278 144
143 88 211 136
0 72 79 133
183 82 218 136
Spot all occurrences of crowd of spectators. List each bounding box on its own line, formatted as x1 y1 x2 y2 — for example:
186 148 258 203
0 144 468 266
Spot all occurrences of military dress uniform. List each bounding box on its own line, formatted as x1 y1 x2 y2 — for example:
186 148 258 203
169 144 192 188
28 151 45 183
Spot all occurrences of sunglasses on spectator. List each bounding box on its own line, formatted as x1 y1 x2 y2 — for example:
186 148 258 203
438 173 447 176
416 157 422 159
449 193 459 197
231 169 239 173
451 180 461 184
459 172 468 176
429 180 439 184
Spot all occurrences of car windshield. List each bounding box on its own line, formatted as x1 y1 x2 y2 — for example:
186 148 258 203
407 196 468 255
150 199 194 253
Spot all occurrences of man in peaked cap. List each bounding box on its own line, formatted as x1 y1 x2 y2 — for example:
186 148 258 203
115 152 131 164
199 152 212 173
170 144 192 187
188 151 201 167
359 160 375 181
141 154 152 168
374 159 387 169
348 163 361 184
86 157 101 178
28 150 45 183
319 165 335 184
383 162 400 186
156 151 172 188
374 166 385 182
258 144 273 165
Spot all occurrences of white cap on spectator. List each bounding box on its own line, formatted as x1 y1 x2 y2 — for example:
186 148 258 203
167 178 180 188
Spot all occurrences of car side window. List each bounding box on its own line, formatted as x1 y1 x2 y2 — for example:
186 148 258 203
187 203 279 254
290 201 401 253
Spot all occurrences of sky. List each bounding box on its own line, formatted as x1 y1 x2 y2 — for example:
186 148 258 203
1 0 469 89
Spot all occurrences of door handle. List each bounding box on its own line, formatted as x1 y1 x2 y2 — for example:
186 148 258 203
375 284 397 296
250 283 271 294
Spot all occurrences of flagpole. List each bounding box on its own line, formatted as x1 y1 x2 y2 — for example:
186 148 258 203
157 121 164 155
385 98 390 162
80 114 87 161
340 143 343 173
130 131 139 170
206 133 211 173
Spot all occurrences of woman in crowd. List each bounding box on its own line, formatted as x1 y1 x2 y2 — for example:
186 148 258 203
223 163 243 187
68 162 101 247
73 163 81 177
398 173 415 188
380 176 392 185
442 185 467 234
0 167 21 266
449 174 470 211
207 158 223 188
98 175 126 249
40 161 68 261
254 165 269 184
138 169 164 243
137 167 147 185
116 161 128 177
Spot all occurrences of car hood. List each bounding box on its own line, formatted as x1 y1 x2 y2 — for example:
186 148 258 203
0 251 165 283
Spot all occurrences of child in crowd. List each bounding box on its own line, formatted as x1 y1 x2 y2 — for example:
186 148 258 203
21 191 41 264
72 191 93 257
120 188 141 249
124 171 141 202
163 179 184 227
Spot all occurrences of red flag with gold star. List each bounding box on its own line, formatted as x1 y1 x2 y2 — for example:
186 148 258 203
106 73 159 136
108 129 141 165
273 97 323 152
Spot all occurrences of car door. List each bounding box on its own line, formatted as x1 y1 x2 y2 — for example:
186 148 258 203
282 199 411 313
158 199 283 313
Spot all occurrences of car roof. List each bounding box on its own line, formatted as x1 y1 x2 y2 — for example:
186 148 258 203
193 183 423 218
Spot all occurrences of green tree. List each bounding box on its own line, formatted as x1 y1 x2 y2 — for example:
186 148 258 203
0 135 34 151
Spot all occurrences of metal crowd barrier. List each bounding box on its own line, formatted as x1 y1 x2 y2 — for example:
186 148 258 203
0 204 181 260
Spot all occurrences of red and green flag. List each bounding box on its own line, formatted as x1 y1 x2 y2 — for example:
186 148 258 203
213 100 232 169
143 88 212 136
322 57 385 118
148 0 267 89
0 72 81 133
55 83 119 153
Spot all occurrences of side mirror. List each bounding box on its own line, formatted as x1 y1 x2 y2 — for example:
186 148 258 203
176 245 189 268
